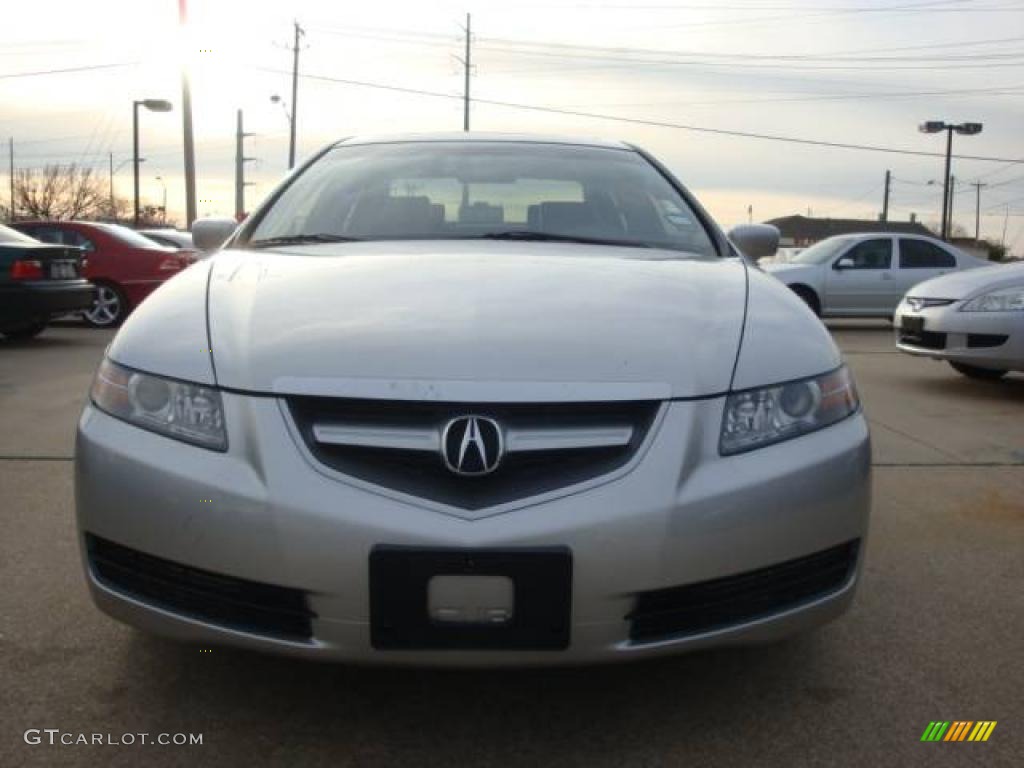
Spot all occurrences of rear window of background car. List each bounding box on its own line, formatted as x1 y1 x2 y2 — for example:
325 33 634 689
899 239 956 269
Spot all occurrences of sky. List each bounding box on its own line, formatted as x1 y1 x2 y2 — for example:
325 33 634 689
3 0 1024 252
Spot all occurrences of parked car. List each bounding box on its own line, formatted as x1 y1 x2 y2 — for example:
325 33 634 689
764 233 988 317
138 228 202 258
757 246 803 267
895 261 1024 379
0 223 94 340
77 134 870 665
14 221 195 327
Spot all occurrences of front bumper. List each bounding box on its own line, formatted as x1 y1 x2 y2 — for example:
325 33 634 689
894 301 1024 372
75 394 871 666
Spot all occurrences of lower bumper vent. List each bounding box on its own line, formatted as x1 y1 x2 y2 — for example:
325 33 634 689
86 534 316 641
967 333 1009 349
899 330 946 350
628 540 860 643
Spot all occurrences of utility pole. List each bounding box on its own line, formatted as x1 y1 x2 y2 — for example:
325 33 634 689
947 174 956 236
179 0 197 227
7 138 13 222
881 169 891 222
970 182 986 241
288 21 304 169
234 109 255 220
462 13 472 131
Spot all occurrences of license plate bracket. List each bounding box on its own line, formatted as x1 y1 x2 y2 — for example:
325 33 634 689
370 546 572 650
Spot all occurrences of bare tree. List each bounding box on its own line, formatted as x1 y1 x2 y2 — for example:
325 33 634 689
15 164 109 221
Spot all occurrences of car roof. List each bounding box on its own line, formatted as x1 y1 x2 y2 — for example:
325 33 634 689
18 220 97 228
835 232 941 240
333 132 632 150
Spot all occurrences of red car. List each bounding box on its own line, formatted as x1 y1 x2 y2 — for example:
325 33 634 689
14 221 195 327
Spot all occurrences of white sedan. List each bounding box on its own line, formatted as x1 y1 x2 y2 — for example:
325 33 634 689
895 261 1024 379
765 233 988 317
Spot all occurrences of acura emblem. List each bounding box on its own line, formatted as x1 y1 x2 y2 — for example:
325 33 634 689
441 416 504 476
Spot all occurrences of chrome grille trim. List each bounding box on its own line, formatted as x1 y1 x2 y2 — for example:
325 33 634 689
312 423 633 453
285 397 662 513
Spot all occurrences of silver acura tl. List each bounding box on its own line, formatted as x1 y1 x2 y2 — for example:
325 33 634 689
76 134 871 665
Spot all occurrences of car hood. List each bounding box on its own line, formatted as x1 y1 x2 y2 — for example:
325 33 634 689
907 261 1024 299
207 241 748 401
763 262 816 277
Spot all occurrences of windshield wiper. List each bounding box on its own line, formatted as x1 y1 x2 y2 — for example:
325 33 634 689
476 231 650 248
247 234 362 249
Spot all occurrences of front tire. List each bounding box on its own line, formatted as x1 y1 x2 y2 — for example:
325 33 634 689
949 362 1007 380
83 282 127 328
1 320 47 340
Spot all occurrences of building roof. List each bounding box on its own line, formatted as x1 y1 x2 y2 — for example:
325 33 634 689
766 215 933 241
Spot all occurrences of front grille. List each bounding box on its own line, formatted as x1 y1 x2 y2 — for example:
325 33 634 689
86 534 316 641
627 540 859 643
967 333 1009 349
287 397 660 510
899 330 946 350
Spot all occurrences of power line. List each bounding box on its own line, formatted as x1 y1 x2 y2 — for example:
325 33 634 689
648 0 1024 31
305 22 1024 66
986 173 1024 188
475 41 1024 71
551 83 1024 108
0 61 137 79
477 34 1024 64
520 1 1022 9
256 66 1024 165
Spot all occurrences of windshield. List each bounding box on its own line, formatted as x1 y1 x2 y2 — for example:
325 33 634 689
790 236 853 264
0 223 38 244
244 142 719 258
97 223 174 250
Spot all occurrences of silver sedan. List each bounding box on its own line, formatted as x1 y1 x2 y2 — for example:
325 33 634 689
765 233 988 317
75 134 870 665
895 261 1024 379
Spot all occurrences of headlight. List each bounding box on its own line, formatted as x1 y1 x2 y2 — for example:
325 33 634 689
720 366 859 456
959 286 1024 312
90 358 227 451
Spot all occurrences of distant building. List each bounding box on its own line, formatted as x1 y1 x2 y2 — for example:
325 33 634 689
949 237 994 261
765 215 933 247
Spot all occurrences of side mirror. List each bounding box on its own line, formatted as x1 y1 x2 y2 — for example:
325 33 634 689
834 257 854 270
727 224 779 261
191 217 238 252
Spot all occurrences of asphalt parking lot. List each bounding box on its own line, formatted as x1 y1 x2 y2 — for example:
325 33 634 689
1 322 1022 767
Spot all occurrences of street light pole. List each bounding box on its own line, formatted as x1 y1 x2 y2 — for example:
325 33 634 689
132 99 173 228
940 126 953 240
288 21 304 169
179 0 197 228
918 120 982 242
133 102 140 228
947 174 956 236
